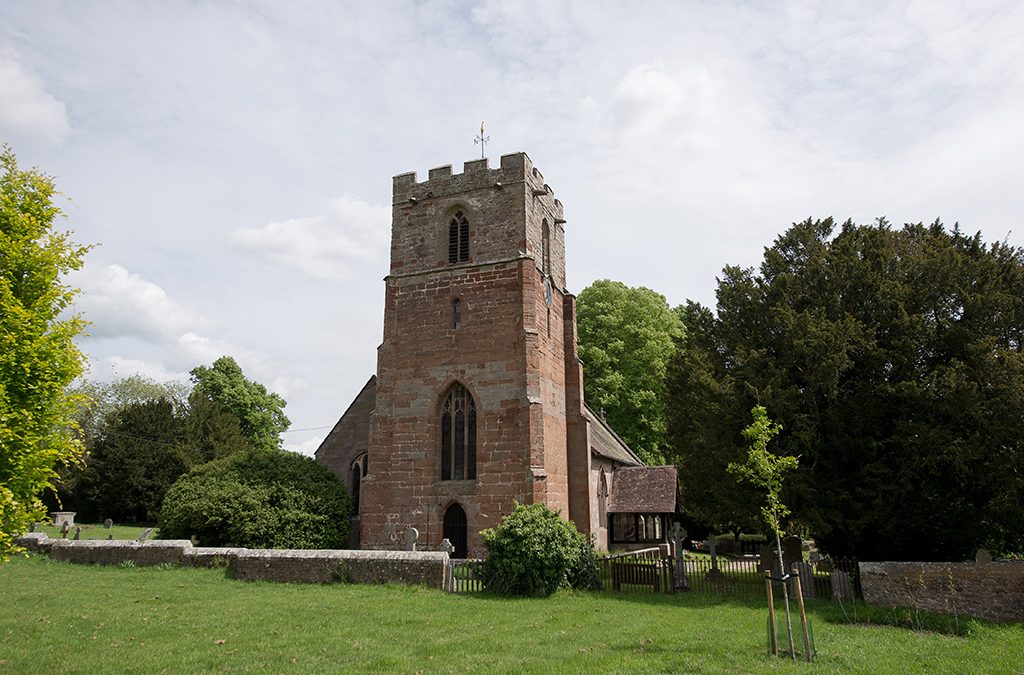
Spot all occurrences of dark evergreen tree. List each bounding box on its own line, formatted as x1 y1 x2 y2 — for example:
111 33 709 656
668 218 1024 560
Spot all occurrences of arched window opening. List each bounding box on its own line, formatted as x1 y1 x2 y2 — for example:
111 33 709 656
448 211 470 264
441 383 476 481
443 503 468 559
541 220 551 275
351 454 367 515
452 298 461 330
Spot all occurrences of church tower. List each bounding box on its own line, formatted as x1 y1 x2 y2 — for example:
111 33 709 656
358 153 587 557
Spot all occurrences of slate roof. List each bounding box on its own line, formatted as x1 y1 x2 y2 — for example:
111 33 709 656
608 466 678 513
584 404 644 467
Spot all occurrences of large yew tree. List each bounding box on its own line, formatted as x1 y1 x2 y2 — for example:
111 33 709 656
0 146 90 560
668 218 1024 561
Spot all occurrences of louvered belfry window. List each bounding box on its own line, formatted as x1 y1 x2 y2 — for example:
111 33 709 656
448 211 470 264
441 383 476 480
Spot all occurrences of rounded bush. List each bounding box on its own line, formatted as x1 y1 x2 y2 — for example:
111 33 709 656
158 450 350 548
479 502 601 596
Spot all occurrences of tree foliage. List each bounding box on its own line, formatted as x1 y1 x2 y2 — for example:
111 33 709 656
479 502 601 596
158 450 350 549
668 218 1024 560
0 146 90 561
577 280 683 465
728 406 796 540
190 356 289 451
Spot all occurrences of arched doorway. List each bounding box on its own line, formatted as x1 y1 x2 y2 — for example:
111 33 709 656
443 503 468 559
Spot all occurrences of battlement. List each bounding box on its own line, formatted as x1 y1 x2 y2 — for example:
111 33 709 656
393 152 560 210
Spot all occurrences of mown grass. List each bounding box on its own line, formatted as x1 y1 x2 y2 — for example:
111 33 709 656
0 555 1021 673
35 522 155 541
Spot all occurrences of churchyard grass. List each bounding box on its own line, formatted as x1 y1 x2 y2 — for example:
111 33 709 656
36 523 156 541
1 555 1021 673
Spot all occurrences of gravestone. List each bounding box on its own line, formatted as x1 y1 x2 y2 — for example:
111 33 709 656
51 512 76 527
704 538 725 582
831 569 854 601
73 526 81 541
783 535 802 568
137 527 154 542
975 548 992 563
103 519 113 529
403 527 419 552
759 544 778 575
668 523 689 590
60 522 71 539
793 561 815 599
439 538 455 555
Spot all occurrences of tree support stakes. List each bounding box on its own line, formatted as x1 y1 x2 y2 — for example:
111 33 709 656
764 570 778 656
791 565 813 662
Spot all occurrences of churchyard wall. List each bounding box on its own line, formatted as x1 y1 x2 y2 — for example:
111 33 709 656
860 560 1024 622
15 535 449 590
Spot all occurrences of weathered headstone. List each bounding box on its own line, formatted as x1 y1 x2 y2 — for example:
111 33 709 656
73 526 82 541
60 521 71 539
137 527 154 542
668 523 689 590
51 511 76 527
403 527 419 552
439 538 455 555
107 534 114 540
793 561 815 599
103 519 113 530
783 535 802 568
831 569 854 601
705 538 719 570
975 548 992 563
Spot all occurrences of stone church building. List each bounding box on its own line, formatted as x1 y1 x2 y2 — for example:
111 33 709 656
316 152 677 558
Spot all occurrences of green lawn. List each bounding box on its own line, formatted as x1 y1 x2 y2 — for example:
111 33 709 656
1 555 1021 673
34 522 156 541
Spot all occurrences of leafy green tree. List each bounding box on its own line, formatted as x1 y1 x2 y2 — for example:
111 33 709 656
184 391 251 462
668 218 1024 560
577 280 683 465
0 146 90 561
190 356 289 451
158 449 350 548
76 399 191 523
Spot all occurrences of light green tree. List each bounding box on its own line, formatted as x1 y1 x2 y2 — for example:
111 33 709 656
190 356 289 451
576 280 683 465
0 146 90 561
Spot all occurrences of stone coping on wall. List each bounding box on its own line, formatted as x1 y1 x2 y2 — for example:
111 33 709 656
860 560 1024 623
14 535 450 590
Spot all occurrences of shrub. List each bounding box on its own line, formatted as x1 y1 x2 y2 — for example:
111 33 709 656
479 502 601 596
158 450 350 548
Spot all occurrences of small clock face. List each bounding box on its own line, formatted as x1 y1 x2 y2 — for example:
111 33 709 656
544 277 554 307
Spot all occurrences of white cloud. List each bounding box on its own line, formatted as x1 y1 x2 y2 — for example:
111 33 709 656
283 434 324 457
89 355 191 384
0 53 69 144
229 195 389 280
75 263 209 342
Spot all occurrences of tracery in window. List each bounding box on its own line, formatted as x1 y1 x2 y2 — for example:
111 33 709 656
440 383 476 480
448 211 470 264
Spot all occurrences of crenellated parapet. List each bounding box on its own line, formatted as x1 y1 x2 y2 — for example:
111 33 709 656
392 152 564 221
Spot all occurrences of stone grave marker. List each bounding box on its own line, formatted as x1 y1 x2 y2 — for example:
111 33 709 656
137 527 154 542
73 526 81 541
104 519 113 529
439 538 455 555
793 561 815 599
783 535 803 568
403 527 419 552
704 537 725 582
60 521 71 539
668 523 689 590
975 548 992 563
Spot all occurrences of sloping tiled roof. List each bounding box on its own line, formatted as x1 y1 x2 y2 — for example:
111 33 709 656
609 466 678 513
584 404 644 467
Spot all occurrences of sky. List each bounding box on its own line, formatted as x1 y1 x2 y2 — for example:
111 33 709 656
3 0 1023 455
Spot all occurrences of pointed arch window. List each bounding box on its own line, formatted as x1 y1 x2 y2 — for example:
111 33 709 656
441 383 476 480
448 211 470 264
351 454 368 515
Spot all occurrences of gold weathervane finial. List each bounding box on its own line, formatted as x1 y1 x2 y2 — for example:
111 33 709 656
474 121 490 159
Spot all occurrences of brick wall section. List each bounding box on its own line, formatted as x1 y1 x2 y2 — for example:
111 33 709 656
860 560 1024 622
229 550 448 588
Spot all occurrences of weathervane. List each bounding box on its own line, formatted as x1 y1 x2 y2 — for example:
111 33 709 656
474 121 490 159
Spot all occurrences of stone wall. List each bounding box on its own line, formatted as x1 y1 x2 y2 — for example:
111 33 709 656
15 535 450 590
860 560 1024 622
